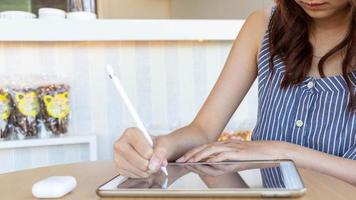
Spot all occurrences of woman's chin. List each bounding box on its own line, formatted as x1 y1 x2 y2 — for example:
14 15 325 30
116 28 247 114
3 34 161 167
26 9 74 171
304 9 348 21
305 10 334 19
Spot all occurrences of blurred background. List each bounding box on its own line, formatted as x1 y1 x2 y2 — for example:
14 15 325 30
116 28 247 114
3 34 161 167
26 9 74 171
0 0 273 174
0 0 274 19
97 0 274 19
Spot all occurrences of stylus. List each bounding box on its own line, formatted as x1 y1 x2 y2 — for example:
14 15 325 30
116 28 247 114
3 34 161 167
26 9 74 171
106 64 168 176
162 177 168 189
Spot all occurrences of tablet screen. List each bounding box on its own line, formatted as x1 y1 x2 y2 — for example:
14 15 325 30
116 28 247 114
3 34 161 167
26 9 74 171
100 160 305 191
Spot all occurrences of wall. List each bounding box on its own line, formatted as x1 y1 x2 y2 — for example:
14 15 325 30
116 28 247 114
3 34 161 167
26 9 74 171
97 0 171 19
97 0 275 19
170 0 275 19
0 41 258 165
0 144 90 173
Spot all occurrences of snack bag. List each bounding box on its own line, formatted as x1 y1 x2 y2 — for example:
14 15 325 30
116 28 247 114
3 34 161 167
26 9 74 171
218 130 252 142
9 87 41 137
38 84 70 135
0 89 12 139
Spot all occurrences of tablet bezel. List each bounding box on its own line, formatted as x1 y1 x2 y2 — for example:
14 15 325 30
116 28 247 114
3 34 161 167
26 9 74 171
97 160 306 198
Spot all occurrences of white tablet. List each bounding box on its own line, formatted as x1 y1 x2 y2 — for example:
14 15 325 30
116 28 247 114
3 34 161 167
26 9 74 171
97 160 306 198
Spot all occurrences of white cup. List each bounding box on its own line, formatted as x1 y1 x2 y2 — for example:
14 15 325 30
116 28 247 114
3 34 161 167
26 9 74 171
0 11 36 19
38 8 66 20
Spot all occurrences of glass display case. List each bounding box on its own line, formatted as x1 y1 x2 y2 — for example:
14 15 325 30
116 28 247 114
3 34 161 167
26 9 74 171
0 0 97 15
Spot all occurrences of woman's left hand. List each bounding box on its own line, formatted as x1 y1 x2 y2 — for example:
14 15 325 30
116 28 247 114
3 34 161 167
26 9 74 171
176 140 293 163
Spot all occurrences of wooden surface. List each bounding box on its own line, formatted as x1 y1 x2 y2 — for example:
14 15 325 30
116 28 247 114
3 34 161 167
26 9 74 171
0 160 355 200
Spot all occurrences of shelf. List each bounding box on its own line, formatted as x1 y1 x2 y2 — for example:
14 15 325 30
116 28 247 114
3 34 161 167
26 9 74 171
0 19 244 42
0 135 97 161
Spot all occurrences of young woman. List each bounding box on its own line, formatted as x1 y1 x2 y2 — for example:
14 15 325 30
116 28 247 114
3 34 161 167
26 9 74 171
114 0 356 185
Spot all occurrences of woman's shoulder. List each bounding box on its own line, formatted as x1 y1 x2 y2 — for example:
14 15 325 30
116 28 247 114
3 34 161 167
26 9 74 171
248 6 272 24
242 6 273 53
245 6 272 34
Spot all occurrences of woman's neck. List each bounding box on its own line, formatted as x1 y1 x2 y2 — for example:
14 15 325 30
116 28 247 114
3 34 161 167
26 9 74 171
309 7 352 50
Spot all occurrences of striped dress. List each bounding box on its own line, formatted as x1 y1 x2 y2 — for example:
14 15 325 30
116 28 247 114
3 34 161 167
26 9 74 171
251 12 356 188
252 31 356 159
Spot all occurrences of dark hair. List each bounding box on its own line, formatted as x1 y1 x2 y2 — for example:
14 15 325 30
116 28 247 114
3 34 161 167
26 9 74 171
268 0 356 111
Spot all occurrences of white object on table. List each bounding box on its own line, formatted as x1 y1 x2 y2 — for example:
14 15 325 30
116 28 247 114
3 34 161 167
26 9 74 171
32 176 77 198
0 11 36 19
67 12 96 20
39 8 66 19
106 64 168 176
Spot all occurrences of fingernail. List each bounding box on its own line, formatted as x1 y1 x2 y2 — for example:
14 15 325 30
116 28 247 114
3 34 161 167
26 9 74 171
162 160 168 167
149 155 160 171
176 157 185 162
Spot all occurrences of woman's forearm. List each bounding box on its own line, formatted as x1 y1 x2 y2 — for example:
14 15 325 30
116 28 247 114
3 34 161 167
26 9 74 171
286 144 356 186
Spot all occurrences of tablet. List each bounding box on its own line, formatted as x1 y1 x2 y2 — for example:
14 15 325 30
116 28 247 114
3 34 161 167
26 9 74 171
97 160 306 198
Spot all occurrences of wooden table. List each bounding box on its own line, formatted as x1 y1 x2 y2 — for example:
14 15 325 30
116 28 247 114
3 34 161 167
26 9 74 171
0 160 355 200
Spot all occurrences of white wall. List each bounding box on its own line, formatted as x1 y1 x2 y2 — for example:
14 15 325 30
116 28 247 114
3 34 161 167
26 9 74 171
0 144 90 173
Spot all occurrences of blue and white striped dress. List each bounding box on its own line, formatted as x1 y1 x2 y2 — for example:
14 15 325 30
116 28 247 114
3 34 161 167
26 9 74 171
251 15 356 188
252 31 356 159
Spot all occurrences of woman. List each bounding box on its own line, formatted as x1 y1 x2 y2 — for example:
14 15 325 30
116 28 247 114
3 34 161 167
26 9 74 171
114 0 356 185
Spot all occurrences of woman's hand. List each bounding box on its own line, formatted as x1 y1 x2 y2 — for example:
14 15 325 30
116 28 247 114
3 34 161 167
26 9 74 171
176 140 291 163
113 127 171 178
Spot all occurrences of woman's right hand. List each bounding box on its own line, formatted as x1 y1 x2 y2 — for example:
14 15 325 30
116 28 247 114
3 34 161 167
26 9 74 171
114 127 170 178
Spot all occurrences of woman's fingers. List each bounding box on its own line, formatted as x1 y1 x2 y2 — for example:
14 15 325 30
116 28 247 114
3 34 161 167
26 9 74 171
121 142 151 172
116 167 141 179
115 154 151 178
127 128 154 160
187 145 234 162
176 144 210 162
206 151 241 162
176 140 248 163
148 147 168 172
114 128 156 178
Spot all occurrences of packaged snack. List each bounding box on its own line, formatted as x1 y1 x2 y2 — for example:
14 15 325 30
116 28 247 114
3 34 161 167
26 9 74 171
218 130 252 142
38 84 70 135
9 87 41 137
0 89 12 139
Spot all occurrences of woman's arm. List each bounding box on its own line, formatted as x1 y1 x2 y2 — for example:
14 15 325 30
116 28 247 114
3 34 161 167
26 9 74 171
176 140 356 186
113 8 271 177
286 143 356 186
159 9 270 161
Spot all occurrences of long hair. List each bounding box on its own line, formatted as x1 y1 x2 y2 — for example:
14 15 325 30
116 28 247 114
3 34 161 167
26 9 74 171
268 1 356 111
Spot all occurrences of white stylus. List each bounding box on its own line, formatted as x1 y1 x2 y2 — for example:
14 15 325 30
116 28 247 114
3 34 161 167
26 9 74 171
106 64 168 176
